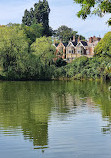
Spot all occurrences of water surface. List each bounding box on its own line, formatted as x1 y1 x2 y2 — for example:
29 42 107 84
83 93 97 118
0 81 111 158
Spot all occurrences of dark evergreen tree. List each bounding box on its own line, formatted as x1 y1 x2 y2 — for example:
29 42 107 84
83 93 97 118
22 0 51 36
22 9 32 26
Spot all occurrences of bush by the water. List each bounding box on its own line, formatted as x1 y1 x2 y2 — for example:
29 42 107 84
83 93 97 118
54 56 111 80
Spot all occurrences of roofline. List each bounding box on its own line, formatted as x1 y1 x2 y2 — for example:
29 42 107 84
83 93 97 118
76 41 87 49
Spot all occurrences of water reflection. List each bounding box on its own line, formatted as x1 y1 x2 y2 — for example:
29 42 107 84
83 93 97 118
0 82 52 148
0 81 111 150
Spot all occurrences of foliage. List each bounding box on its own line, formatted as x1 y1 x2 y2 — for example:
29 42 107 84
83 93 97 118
22 0 51 36
94 32 111 57
0 25 29 74
6 23 44 46
30 36 57 80
0 26 56 80
53 56 111 80
0 23 110 81
73 0 111 25
52 32 111 81
55 25 85 43
21 23 44 45
31 36 56 64
55 25 76 43
55 58 67 67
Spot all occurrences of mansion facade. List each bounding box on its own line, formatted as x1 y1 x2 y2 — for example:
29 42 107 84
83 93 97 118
54 36 101 62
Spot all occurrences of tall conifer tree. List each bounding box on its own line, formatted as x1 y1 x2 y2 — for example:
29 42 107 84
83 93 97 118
22 0 51 36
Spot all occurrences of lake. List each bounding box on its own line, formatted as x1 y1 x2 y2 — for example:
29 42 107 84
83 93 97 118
0 81 111 158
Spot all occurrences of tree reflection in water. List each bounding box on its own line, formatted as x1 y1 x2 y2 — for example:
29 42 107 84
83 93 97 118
0 81 111 148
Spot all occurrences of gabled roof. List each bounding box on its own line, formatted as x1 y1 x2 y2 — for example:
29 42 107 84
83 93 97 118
67 41 77 47
54 40 88 48
55 43 59 47
81 41 88 46
72 41 77 46
63 43 68 47
54 42 68 48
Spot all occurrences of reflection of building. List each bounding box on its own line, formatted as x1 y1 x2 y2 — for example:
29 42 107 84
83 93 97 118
54 36 101 62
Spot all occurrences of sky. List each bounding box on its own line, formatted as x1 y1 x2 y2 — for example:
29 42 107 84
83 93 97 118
0 0 111 38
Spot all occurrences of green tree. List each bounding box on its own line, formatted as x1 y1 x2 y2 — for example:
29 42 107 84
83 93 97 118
22 9 32 26
31 36 55 64
0 25 29 79
22 0 51 36
55 58 67 67
31 36 56 79
94 32 111 56
0 25 56 80
21 23 43 45
55 25 77 43
55 25 85 43
73 0 111 25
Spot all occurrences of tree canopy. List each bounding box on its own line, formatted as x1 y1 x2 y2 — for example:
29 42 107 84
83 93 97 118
21 23 43 45
0 25 29 79
73 0 111 25
22 0 51 36
30 36 56 79
94 31 111 56
54 25 85 43
0 25 57 80
31 36 56 64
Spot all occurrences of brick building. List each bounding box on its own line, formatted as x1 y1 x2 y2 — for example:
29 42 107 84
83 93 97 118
54 36 101 62
53 40 67 60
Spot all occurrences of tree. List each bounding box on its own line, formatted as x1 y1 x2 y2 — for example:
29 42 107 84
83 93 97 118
55 58 67 67
22 0 51 36
31 36 56 79
94 31 111 56
55 25 85 43
0 25 29 79
73 0 111 25
55 25 77 43
22 9 32 26
21 23 43 45
31 36 55 64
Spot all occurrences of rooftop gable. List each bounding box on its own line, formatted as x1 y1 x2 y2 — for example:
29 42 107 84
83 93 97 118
81 41 88 46
76 41 88 48
67 41 75 48
55 43 59 47
72 41 77 46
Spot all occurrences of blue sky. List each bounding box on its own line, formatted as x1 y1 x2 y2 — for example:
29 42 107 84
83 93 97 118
0 0 110 38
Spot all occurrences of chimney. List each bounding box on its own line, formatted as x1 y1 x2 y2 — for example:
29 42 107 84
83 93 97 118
73 35 75 42
89 37 93 43
93 36 96 42
78 36 80 43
